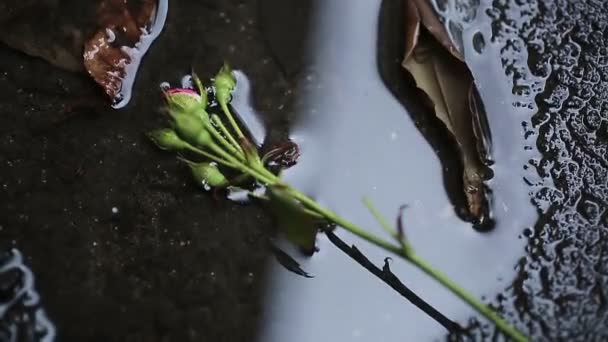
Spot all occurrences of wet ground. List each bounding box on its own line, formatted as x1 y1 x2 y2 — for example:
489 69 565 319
0 1 303 341
1 0 608 341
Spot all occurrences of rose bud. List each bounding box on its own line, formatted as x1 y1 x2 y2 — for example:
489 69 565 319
214 62 236 107
172 110 212 148
147 129 190 151
165 87 207 112
188 161 228 188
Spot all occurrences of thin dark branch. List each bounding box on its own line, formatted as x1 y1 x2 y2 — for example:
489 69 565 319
324 230 463 333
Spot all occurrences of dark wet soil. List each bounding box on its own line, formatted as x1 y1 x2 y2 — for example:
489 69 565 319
0 1 310 341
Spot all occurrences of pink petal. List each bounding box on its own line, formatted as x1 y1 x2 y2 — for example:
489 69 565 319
166 88 199 96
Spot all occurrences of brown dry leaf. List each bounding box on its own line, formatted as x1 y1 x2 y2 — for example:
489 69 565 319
0 0 166 108
402 0 492 228
84 0 167 108
0 1 87 73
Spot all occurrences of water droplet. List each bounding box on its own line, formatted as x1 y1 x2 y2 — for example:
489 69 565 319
181 75 193 89
105 28 116 43
159 81 171 90
472 32 485 54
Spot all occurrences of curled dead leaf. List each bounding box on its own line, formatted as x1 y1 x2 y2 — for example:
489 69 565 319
404 0 462 62
84 30 128 103
402 0 493 229
84 0 167 108
0 1 166 108
262 140 301 170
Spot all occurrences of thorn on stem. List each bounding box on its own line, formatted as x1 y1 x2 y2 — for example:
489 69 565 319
396 204 409 242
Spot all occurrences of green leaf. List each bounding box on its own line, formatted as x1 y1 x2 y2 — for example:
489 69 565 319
268 186 319 254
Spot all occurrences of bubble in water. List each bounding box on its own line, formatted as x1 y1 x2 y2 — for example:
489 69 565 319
105 28 116 43
181 75 194 89
159 81 171 90
110 0 169 109
472 31 485 54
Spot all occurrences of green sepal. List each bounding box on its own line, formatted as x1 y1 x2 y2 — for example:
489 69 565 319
192 72 208 110
214 62 236 106
240 138 262 167
147 129 190 151
172 111 212 148
183 160 228 188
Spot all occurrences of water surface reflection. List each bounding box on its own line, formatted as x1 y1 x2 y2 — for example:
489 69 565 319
259 0 535 340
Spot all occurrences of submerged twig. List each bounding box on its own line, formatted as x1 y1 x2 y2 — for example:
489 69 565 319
325 230 462 333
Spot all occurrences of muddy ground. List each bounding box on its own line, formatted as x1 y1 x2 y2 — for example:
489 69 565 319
0 1 310 340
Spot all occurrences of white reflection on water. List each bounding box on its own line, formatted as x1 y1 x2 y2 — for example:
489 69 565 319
258 0 535 340
0 249 55 342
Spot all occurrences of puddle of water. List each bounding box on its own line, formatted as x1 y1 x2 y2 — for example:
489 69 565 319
478 0 608 339
112 0 169 109
231 70 267 146
0 249 55 342
257 0 537 341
